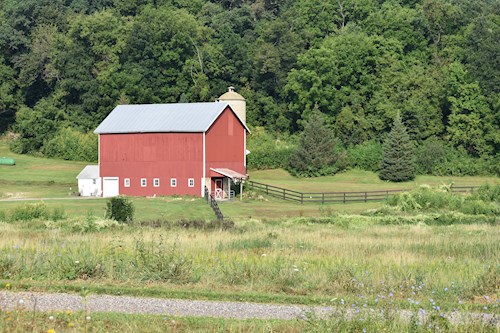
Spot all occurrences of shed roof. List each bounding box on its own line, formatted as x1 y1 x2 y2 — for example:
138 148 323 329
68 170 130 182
76 165 99 179
94 102 249 134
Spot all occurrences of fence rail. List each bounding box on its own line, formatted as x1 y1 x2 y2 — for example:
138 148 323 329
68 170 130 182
205 187 224 221
247 181 481 204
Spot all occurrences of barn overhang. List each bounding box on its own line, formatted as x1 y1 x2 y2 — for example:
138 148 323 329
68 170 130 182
210 168 247 182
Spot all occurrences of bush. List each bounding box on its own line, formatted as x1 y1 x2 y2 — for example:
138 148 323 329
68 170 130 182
386 185 500 216
347 140 383 172
105 196 134 223
416 138 499 176
42 127 98 162
246 127 296 170
10 202 49 221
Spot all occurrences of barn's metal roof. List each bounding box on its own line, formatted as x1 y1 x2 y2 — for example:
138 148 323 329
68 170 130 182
94 102 249 134
76 165 99 179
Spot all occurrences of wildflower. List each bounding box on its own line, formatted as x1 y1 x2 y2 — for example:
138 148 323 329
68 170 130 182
340 299 345 305
74 261 80 264
5 283 10 288
18 299 24 304
484 306 488 310
444 287 448 291
47 330 55 333
293 268 299 272
86 316 91 321
261 253 266 257
363 329 367 333
49 316 54 320
6 317 11 321
66 310 72 315
389 293 394 298
67 322 74 328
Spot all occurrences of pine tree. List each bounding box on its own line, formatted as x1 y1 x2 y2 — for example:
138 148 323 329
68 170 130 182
379 113 416 182
288 110 345 177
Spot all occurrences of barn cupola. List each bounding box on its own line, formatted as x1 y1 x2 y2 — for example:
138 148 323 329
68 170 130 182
217 86 246 125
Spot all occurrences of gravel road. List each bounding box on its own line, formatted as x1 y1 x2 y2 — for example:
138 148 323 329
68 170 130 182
1 291 498 327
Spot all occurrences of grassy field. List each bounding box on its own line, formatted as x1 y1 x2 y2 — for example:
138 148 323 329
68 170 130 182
1 217 498 310
1 138 499 332
250 169 499 192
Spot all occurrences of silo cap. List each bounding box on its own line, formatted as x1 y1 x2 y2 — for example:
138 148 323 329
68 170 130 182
218 86 245 101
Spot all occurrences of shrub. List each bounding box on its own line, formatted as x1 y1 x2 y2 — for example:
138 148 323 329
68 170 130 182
105 196 134 223
51 206 66 221
347 140 383 172
246 127 296 170
10 202 49 221
42 127 98 162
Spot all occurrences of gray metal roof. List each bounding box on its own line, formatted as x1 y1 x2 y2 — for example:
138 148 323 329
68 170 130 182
94 102 249 134
76 165 99 179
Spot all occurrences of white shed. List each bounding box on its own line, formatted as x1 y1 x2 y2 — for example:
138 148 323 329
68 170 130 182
76 165 101 197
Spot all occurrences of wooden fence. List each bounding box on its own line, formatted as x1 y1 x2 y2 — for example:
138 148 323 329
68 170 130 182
247 181 480 204
205 187 224 221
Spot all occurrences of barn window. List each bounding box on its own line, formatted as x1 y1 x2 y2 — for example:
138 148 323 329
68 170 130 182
170 178 177 187
124 178 130 187
141 178 147 187
188 178 194 187
154 178 160 187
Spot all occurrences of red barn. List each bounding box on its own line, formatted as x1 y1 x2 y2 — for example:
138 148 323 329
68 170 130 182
94 89 249 198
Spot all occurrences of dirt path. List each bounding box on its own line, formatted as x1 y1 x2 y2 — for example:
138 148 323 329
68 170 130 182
1 291 498 326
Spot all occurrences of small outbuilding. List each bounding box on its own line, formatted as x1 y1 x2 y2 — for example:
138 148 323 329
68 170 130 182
76 165 101 197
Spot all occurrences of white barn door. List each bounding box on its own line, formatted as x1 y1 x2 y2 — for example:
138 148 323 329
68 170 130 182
103 177 119 197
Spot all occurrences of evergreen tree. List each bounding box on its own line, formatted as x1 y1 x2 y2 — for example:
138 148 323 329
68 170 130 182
288 110 345 177
379 113 416 182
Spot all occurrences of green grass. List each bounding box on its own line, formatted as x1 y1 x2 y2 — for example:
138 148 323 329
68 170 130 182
0 220 498 313
0 197 214 222
0 310 299 333
250 169 499 192
1 309 497 332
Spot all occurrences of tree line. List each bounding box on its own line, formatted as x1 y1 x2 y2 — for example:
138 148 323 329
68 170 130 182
0 0 498 176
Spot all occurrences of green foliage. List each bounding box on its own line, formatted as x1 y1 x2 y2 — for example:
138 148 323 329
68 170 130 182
0 0 498 170
386 185 500 216
106 196 135 223
247 127 296 170
288 111 347 177
43 127 98 162
347 140 383 172
9 202 49 221
379 114 416 182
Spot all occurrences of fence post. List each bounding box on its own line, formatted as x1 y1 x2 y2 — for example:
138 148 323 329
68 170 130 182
343 192 346 204
322 193 325 204
283 188 286 200
266 184 269 194
365 192 367 202
301 193 304 204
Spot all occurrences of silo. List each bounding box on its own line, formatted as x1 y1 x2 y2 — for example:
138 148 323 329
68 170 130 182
217 86 246 124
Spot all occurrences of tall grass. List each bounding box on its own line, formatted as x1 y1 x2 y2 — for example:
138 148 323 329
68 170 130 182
1 220 498 313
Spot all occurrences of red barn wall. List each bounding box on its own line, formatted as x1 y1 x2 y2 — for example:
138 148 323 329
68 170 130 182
205 107 246 177
100 133 203 196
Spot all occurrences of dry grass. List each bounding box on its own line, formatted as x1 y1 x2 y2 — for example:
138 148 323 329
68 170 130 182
1 220 498 311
